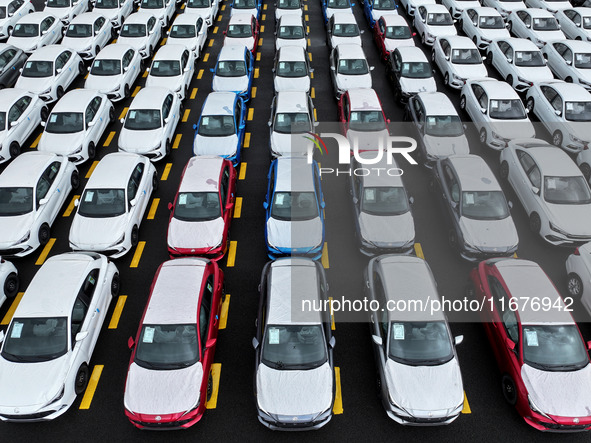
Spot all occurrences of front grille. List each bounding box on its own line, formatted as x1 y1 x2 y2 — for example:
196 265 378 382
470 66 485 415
543 422 590 431
2 410 56 420
133 418 192 428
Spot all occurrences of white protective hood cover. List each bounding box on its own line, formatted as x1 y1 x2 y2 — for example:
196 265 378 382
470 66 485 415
532 30 564 43
546 202 591 237
428 26 457 38
569 121 591 144
459 216 518 251
516 65 553 82
267 217 323 250
125 361 203 415
399 76 437 94
274 75 310 92
498 1 525 11
481 28 510 40
451 62 487 78
116 36 148 50
8 36 42 51
119 127 163 152
522 363 591 417
146 75 182 92
85 74 123 93
225 36 254 51
347 129 389 151
276 38 306 50
16 76 54 95
167 216 224 249
271 132 313 156
0 213 33 246
331 35 362 48
385 38 414 53
212 74 249 93
194 134 238 157
358 210 415 245
70 213 128 247
423 134 470 157
336 72 372 91
489 119 535 141
62 37 94 52
256 362 333 416
39 131 85 155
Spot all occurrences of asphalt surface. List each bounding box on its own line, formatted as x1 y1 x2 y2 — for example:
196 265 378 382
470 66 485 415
1 0 591 441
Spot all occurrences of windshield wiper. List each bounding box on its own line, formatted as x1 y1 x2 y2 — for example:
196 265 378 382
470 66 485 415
274 360 285 369
1 352 28 362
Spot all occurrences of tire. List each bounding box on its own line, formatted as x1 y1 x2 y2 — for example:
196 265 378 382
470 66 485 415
152 172 158 191
124 83 130 98
581 163 591 181
87 141 96 160
479 128 487 144
565 77 573 83
421 32 426 45
9 141 20 159
95 45 100 57
75 363 90 396
3 272 19 299
576 36 582 41
206 372 213 402
78 61 85 76
472 36 478 46
460 95 466 110
501 375 517 406
529 212 541 234
165 139 172 157
486 51 493 66
56 85 65 100
552 130 563 147
40 106 49 121
131 225 139 247
500 161 509 181
71 170 80 190
525 97 534 113
507 21 513 33
7 26 12 36
111 272 120 297
38 223 50 245
444 72 450 86
109 106 115 124
431 50 436 62
567 272 583 298
506 74 513 87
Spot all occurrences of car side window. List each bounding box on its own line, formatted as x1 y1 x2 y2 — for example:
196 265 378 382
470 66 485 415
36 161 60 205
16 95 32 113
467 9 476 22
378 18 385 33
393 51 401 71
94 17 105 33
471 84 486 108
127 162 144 201
148 17 155 32
487 276 519 343
560 46 573 63
0 49 16 66
549 91 563 112
70 268 100 345
444 165 459 203
541 85 557 103
199 275 214 351
181 50 189 70
40 18 52 33
7 102 22 125
371 273 388 340
85 96 102 124
55 51 71 72
517 150 541 188
235 98 243 125
162 94 173 120
122 49 133 68
197 17 203 33
220 165 229 209
7 1 17 14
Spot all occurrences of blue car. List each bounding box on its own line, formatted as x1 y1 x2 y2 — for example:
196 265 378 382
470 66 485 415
363 0 398 27
211 44 254 101
264 157 325 259
230 0 262 20
192 92 246 166
321 0 355 24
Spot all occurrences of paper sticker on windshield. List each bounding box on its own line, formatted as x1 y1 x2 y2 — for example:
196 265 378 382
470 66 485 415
94 60 100 67
393 323 404 340
490 100 499 109
339 60 347 68
207 282 213 292
69 25 75 30
547 178 556 189
525 329 538 347
172 26 178 31
25 61 32 69
277 114 285 123
202 116 209 125
11 322 23 338
179 194 187 205
566 102 574 111
85 191 94 202
276 194 285 205
123 25 128 31
465 193 474 204
128 110 136 119
268 327 280 344
533 18 540 25
364 188 376 202
153 61 159 68
143 326 155 343
49 114 58 123
452 49 460 58
279 62 286 70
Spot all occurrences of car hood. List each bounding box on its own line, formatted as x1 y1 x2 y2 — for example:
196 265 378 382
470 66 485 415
212 74 249 94
531 30 565 42
385 38 414 53
167 36 199 49
499 1 525 11
44 7 71 19
194 134 238 157
426 26 457 38
399 76 437 94
515 65 553 82
331 36 362 48
566 122 591 143
481 28 510 40
423 134 470 157
545 202 591 237
225 37 254 51
385 358 464 416
85 74 123 93
0 213 34 246
459 215 519 251
116 36 148 49
276 37 306 50
119 127 163 152
39 131 85 155
451 63 487 78
274 75 310 92
522 363 591 418
124 361 203 415
146 74 182 92
15 75 54 94
7 36 42 51
347 129 390 151
488 119 535 141
167 216 224 250
256 361 333 416
358 210 415 246
270 132 313 156
336 73 372 91
267 216 323 250
70 213 128 247
62 37 94 51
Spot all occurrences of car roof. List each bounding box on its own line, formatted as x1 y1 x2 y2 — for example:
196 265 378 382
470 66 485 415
416 92 457 115
516 8 554 17
356 153 404 187
440 35 477 49
421 3 449 12
124 11 155 23
171 12 203 25
0 152 60 187
469 78 519 98
276 90 309 112
538 80 591 101
85 152 142 188
395 45 428 62
129 86 171 108
15 253 97 318
521 145 582 177
228 12 254 24
96 43 135 59
267 258 323 325
275 156 315 192
347 88 381 111
143 258 209 324
382 14 410 26
336 43 366 59
52 89 99 111
28 45 69 60
278 14 304 25
202 91 238 115
17 11 54 24
69 11 106 24
277 45 306 61
153 44 187 60
448 155 501 192
469 6 502 16
218 44 247 61
552 39 591 53
332 11 357 23
0 88 30 110
502 37 540 51
494 259 574 325
179 156 224 193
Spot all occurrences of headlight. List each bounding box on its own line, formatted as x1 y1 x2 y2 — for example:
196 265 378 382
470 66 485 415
40 87 51 95
207 239 223 252
360 238 378 250
180 395 200 417
84 45 92 51
481 37 492 43
45 385 65 407
579 78 591 88
387 392 412 417
571 133 587 144
72 145 83 154
452 73 465 82
517 76 533 86
549 222 569 236
139 44 146 51
15 232 30 245
109 233 125 247
528 395 551 420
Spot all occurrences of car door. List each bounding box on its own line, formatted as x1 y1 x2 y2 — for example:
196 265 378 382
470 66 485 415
464 9 477 39
369 270 389 380
147 16 159 48
471 83 488 127
35 160 63 222
553 42 573 80
374 17 386 56
495 41 512 78
9 94 35 141
195 17 205 50
562 10 580 39
94 16 109 48
180 49 191 90
85 95 103 144
435 38 448 72
416 6 427 36
6 97 24 144
160 93 173 141
121 48 135 85
71 267 102 360
199 272 222 387
127 161 146 223
349 160 362 220
538 85 560 134
438 161 460 230
514 149 542 214
514 11 530 38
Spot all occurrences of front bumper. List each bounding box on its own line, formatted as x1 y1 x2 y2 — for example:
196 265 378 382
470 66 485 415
125 408 204 430
257 408 332 431
266 243 323 260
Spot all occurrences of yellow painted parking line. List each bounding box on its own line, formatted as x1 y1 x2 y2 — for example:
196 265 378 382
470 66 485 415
226 241 237 267
219 294 230 329
1 292 24 325
221 4 225 10
161 163 172 181
131 86 141 97
119 107 128 120
333 367 343 414
130 241 146 268
314 108 317 121
190 87 198 99
462 391 471 414
103 131 116 147
84 72 89 79
173 133 182 149
310 71 314 79
262 13 266 20
307 38 311 46
513 253 518 258
307 26 310 33
35 238 56 266
197 69 204 79
79 365 104 410
206 363 222 409
304 4 308 10
30 133 41 148
108 296 127 329
142 69 149 78
203 53 209 62
217 15 222 21
329 296 335 330
308 52 312 62
247 108 254 120
263 3 267 8
213 26 218 34
311 87 315 99
239 163 247 180
259 37 263 46
243 132 251 148
256 52 261 61
182 109 191 122
321 242 329 269
261 25 265 32
160 37 167 45
63 195 80 217
86 160 99 179
111 38 117 44
254 67 259 78
414 243 424 259
233 197 242 218
208 38 214 47
305 14 309 21
181 2 185 7
147 198 160 220
251 86 257 98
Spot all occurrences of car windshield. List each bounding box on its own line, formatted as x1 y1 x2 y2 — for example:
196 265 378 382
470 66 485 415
544 176 591 204
91 58 121 75
461 191 509 220
489 99 527 119
169 24 196 38
21 60 53 78
584 16 591 30
532 17 559 31
374 0 396 10
479 15 505 29
0 112 5 131
45 112 84 134
141 0 164 9
574 53 591 69
47 0 71 7
523 325 589 371
565 101 591 121
333 23 359 37
95 0 119 9
515 51 545 67
78 188 126 217
277 60 307 77
337 58 369 75
234 0 256 7
150 60 181 76
451 48 482 65
400 61 431 78
173 192 221 221
188 0 209 7
0 7 5 18
273 112 311 134
261 324 327 370
349 110 386 132
427 13 453 26
227 24 252 38
124 109 162 130
277 25 304 39
271 191 318 221
216 60 247 77
385 25 411 39
198 115 236 136
327 0 349 8
388 321 454 366
0 187 33 215
425 115 464 137
278 0 300 8
66 23 92 38
2 317 68 363
12 23 39 37
361 186 409 215
134 324 200 370
120 23 146 37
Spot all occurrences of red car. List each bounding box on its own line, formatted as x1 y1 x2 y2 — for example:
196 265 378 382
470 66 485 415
373 14 415 60
468 257 591 432
124 258 224 429
223 13 260 54
167 156 236 260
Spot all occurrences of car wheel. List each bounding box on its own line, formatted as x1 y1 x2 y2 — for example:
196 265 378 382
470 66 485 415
581 163 591 181
152 172 158 192
88 141 96 160
111 272 120 297
507 21 512 33
552 130 563 147
567 272 584 298
38 223 50 246
529 212 541 234
500 161 509 181
124 83 130 98
431 49 436 62
472 36 478 46
3 272 19 299
501 375 517 406
421 32 426 45
525 97 534 113
75 363 90 396
78 61 85 76
506 74 513 87
565 77 573 83
444 72 450 86
131 225 139 247
459 95 466 110
71 170 80 190
7 26 13 36
56 85 65 100
206 372 213 402
486 51 493 66
40 106 49 122
109 106 115 124
9 141 20 159
95 45 100 57
479 128 487 144
165 139 172 157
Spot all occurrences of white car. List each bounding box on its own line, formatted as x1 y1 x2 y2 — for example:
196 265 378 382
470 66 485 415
524 0 570 13
0 151 78 257
399 0 436 17
44 0 90 24
139 0 175 28
275 0 303 21
61 12 113 60
500 139 591 245
212 44 254 97
486 38 553 93
340 88 389 152
507 9 566 48
414 4 457 46
442 0 480 19
565 242 591 316
7 12 62 53
481 0 525 19
38 89 114 164
327 12 362 50
275 14 306 51
387 46 437 100
166 13 207 58
543 40 591 91
0 252 118 421
273 45 311 92
223 13 258 52
0 88 47 162
330 43 374 98
0 0 35 39
268 91 315 157
555 8 591 42
93 0 133 29
119 87 181 161
15 45 84 103
432 36 488 89
0 258 18 309
460 78 535 149
526 80 591 153
461 7 510 50
85 43 142 101
230 0 260 18
185 0 219 28
146 45 195 100
116 12 162 59
69 152 157 257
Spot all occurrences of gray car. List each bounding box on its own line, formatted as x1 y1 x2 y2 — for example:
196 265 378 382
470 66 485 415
0 43 28 88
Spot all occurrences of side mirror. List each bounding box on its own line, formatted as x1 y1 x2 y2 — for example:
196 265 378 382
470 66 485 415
168 202 173 210
41 30 48 35
129 198 137 207
184 67 191 72
10 120 19 127
507 57 513 63
166 30 170 36
205 337 216 348
120 118 125 124
409 196 414 205
352 197 358 204
508 200 513 209
210 67 215 73
225 201 234 210
587 340 591 351
128 336 135 349
531 186 540 195
223 30 227 35
320 201 326 208
123 66 129 72
525 23 531 29
193 123 197 130
75 331 90 341
454 335 464 346
56 68 62 74
309 68 314 73
444 55 450 61
554 109 561 117
145 67 150 72
372 335 383 346
360 29 365 34
566 59 572 66
39 198 48 206
74 198 79 207
329 336 336 348
267 121 272 127
252 337 259 349
87 66 91 71
369 65 375 71
164 117 170 124
480 107 487 114
87 120 95 128
314 121 320 127
330 65 336 71
263 201 269 209
505 337 515 351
